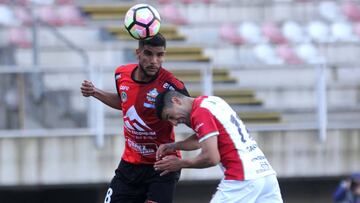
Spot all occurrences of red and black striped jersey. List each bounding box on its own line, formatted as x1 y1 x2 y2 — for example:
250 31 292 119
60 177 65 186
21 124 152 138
115 64 188 164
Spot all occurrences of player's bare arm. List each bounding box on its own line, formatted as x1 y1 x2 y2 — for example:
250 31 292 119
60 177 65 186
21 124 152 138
81 80 122 110
154 135 220 176
156 134 200 160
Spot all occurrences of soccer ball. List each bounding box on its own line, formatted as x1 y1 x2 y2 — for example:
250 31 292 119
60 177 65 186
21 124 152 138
124 4 161 40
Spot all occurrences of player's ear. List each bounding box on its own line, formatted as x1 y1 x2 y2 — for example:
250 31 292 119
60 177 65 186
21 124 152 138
135 49 140 58
171 96 182 105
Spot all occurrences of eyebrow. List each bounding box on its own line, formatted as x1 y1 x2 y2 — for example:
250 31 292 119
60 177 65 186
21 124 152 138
144 48 165 54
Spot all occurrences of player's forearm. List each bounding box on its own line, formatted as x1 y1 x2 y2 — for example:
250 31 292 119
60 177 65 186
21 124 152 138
93 88 122 110
180 152 219 169
180 139 220 169
175 134 200 151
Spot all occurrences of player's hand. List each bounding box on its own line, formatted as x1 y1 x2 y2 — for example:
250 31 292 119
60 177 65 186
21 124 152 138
156 143 176 161
154 155 182 176
81 80 96 97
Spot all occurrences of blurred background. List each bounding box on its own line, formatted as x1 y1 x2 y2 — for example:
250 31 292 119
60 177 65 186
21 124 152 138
0 0 360 202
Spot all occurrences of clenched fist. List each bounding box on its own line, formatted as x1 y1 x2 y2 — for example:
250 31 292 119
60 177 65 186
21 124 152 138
80 80 96 97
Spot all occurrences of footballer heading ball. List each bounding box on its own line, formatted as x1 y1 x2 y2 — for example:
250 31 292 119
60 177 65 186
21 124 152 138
124 4 161 40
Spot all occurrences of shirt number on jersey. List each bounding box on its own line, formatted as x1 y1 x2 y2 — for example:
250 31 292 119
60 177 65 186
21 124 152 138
230 114 247 143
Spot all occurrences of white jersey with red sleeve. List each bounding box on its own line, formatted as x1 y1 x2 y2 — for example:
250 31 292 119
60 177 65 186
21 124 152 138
190 96 276 181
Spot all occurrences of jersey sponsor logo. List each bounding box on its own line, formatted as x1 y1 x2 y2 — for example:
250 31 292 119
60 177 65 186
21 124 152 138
144 103 155 109
121 91 127 102
119 85 129 91
163 82 175 90
126 138 157 156
144 88 158 109
124 106 156 136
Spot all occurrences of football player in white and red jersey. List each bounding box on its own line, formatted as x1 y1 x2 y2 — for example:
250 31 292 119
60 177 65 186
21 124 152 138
81 33 189 203
154 90 283 203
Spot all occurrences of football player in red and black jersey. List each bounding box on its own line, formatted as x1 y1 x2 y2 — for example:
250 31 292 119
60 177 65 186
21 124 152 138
80 33 189 203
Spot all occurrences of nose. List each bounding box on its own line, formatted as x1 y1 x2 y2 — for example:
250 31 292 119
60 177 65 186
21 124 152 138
150 55 157 64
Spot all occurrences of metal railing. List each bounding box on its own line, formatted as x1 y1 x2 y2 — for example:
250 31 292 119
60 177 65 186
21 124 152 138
1 62 359 147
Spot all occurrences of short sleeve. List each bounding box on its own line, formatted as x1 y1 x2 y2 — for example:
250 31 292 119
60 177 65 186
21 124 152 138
191 107 219 142
114 66 123 97
163 71 190 96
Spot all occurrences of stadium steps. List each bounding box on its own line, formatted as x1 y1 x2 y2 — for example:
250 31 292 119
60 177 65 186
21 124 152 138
81 5 130 20
80 4 281 123
165 47 210 62
172 70 281 122
188 89 280 122
81 4 209 61
190 90 262 105
106 26 186 41
238 112 281 123
172 69 237 83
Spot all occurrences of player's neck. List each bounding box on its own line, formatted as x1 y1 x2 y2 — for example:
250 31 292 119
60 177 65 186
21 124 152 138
133 66 157 83
185 97 195 111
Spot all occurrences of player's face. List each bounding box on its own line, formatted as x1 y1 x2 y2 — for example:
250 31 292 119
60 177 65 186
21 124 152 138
162 103 190 127
136 45 165 78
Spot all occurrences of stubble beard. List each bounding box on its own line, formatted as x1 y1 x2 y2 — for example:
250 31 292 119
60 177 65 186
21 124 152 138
139 64 160 79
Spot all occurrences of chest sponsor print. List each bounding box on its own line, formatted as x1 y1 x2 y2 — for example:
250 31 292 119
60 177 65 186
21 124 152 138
144 88 159 109
126 138 157 156
124 105 156 136
121 91 127 102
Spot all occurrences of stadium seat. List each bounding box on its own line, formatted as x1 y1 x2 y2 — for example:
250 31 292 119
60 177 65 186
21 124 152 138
282 21 307 43
318 1 344 22
157 0 172 4
295 43 321 63
341 1 360 22
0 5 20 26
331 21 357 42
8 27 32 48
14 7 33 26
354 22 360 38
180 0 194 4
56 0 74 5
219 23 244 45
202 0 215 4
276 44 303 64
261 22 287 44
29 0 55 5
306 20 331 43
253 43 283 65
106 25 186 41
238 22 263 44
58 5 85 26
160 4 188 25
37 5 63 26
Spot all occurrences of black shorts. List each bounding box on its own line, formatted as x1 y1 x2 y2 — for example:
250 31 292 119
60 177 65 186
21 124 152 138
104 159 181 203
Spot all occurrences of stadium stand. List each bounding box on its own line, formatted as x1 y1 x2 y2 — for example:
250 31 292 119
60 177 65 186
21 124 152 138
105 25 186 41
276 44 303 64
342 1 360 22
219 23 244 45
1 1 360 203
160 4 188 25
8 26 32 48
261 22 287 44
79 2 281 123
